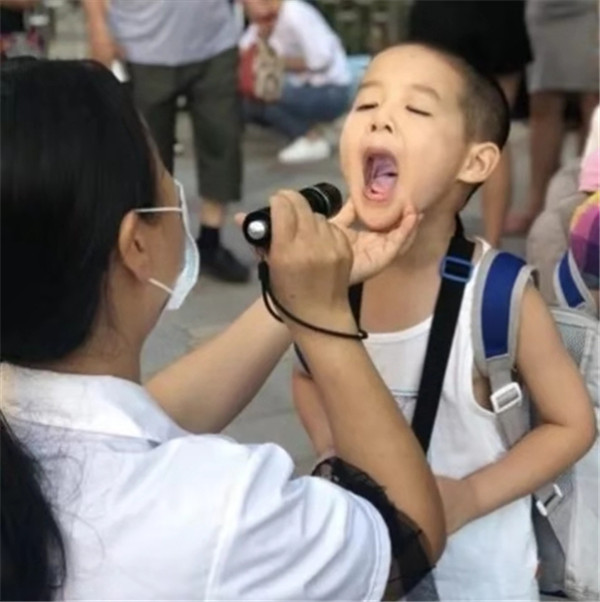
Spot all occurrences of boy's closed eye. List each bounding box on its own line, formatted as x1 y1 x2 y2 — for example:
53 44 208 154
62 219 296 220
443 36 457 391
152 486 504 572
406 106 432 117
355 102 378 111
354 102 432 117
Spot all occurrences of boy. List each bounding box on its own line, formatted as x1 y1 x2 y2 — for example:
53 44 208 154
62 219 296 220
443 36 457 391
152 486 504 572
292 43 596 600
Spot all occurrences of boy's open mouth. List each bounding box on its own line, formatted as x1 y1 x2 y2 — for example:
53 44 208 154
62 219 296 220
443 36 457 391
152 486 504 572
363 151 398 202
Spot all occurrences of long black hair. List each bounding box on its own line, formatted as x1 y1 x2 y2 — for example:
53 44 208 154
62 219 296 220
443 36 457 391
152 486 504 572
0 59 159 600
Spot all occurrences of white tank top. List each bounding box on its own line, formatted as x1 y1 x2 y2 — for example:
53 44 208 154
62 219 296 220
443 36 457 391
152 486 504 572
364 242 539 601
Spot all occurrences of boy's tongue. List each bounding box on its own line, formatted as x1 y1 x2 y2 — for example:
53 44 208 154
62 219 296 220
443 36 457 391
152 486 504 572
369 155 397 196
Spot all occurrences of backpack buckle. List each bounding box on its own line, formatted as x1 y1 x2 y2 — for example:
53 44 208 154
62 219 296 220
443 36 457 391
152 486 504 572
536 483 564 517
490 382 523 414
440 256 473 283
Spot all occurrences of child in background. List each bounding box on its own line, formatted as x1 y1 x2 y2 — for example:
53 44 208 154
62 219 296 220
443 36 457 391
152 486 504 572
293 43 596 600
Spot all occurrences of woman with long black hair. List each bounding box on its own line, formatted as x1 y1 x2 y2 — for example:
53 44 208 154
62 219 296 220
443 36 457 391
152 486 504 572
0 59 444 600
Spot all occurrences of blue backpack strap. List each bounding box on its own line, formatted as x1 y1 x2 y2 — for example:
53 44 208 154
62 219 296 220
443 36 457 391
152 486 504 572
553 250 597 317
475 252 571 519
472 250 535 448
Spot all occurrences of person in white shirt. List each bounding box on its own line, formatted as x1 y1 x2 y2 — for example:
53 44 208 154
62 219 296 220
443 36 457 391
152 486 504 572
240 0 351 164
0 58 445 600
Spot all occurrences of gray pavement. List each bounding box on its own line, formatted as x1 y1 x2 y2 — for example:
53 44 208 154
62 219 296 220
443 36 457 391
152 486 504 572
47 3 578 477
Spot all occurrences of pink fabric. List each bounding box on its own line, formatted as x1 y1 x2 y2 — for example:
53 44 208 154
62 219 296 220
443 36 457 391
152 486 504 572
569 193 600 289
579 150 600 193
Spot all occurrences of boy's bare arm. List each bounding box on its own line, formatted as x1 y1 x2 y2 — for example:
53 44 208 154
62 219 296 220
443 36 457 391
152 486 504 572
456 285 596 530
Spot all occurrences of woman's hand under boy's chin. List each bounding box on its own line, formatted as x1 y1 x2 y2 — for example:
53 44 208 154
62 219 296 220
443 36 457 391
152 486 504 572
435 476 481 535
330 199 421 284
235 198 421 286
352 194 423 237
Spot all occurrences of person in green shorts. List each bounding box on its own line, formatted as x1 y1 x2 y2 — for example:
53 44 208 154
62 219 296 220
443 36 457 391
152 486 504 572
83 0 249 283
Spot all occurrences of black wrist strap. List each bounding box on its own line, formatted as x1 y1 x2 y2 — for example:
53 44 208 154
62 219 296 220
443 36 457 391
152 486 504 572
258 262 368 340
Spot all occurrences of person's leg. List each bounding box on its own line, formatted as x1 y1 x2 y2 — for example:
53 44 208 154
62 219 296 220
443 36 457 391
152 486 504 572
578 92 599 153
259 86 313 140
127 63 177 172
268 83 350 163
506 90 566 235
185 48 249 283
274 83 349 129
242 97 268 128
481 72 520 246
256 82 349 138
259 85 324 163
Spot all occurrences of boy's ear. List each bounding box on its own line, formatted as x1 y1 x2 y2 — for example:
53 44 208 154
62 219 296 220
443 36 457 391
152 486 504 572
457 142 501 186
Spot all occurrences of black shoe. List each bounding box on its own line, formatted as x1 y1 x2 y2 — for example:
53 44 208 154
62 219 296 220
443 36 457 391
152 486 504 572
201 245 250 283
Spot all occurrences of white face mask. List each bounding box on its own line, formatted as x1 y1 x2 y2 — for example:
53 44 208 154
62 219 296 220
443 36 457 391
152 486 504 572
136 180 200 310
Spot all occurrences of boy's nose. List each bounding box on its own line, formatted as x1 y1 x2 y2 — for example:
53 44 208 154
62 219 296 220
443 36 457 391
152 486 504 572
370 115 394 134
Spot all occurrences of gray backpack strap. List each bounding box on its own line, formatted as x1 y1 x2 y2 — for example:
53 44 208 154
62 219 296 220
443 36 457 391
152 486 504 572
473 250 570 519
554 250 598 317
472 250 534 448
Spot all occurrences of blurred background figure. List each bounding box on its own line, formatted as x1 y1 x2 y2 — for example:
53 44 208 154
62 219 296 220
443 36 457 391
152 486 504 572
506 0 599 235
240 0 351 165
0 0 45 59
408 0 532 247
527 103 599 304
83 0 249 283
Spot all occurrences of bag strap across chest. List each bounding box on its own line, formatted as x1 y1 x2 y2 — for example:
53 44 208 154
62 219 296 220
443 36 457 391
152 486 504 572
349 218 475 453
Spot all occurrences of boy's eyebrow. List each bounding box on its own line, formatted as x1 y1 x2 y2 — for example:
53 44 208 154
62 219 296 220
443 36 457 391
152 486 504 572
357 81 442 102
409 84 441 101
357 80 381 92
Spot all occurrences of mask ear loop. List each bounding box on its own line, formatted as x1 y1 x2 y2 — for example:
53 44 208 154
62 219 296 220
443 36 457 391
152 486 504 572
135 187 184 298
148 278 174 296
136 207 182 215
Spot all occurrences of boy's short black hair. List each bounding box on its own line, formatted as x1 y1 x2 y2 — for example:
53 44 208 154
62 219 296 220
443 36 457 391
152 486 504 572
404 40 511 150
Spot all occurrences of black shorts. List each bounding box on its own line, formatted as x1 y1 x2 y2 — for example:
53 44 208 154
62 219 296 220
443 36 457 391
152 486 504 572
127 47 242 203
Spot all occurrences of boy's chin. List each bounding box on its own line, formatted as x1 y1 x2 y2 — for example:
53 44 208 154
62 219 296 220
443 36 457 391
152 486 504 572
355 204 405 233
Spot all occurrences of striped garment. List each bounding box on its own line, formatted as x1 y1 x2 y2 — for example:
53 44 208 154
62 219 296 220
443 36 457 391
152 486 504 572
569 192 600 290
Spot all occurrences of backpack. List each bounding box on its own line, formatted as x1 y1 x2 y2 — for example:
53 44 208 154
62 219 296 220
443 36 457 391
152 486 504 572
294 243 599 600
471 248 599 601
238 38 284 102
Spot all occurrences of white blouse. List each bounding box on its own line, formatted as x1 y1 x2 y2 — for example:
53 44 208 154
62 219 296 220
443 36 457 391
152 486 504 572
239 0 351 88
1 364 390 600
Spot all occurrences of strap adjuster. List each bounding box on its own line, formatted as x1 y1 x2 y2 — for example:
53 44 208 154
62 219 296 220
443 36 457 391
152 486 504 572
490 382 523 414
440 256 473 283
536 483 564 517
